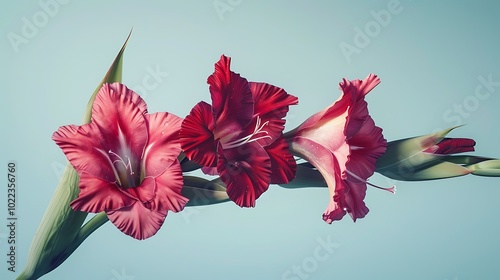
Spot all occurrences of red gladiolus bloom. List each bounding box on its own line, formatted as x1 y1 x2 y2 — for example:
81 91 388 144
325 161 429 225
52 83 187 240
285 74 391 223
180 55 298 207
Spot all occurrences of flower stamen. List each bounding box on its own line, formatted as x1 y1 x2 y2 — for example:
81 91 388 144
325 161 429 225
222 116 272 149
346 170 396 194
109 150 135 175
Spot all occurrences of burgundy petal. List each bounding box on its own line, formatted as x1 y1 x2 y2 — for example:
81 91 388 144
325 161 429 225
433 138 476 154
323 191 347 224
343 74 381 98
70 172 135 213
144 112 183 177
342 181 369 222
266 136 296 184
346 117 387 181
249 82 298 146
180 101 217 167
338 74 380 138
345 97 369 140
207 55 254 138
217 142 271 207
340 78 374 139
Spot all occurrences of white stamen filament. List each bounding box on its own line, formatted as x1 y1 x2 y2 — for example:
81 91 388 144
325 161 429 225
222 116 272 149
346 169 396 194
109 150 135 175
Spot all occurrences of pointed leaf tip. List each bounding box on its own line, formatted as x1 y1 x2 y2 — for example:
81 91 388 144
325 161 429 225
81 31 132 124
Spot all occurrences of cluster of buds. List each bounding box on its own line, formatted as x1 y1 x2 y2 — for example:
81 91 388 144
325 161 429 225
376 127 500 180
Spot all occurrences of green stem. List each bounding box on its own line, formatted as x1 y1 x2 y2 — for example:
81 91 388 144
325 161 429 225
43 212 109 277
75 212 109 246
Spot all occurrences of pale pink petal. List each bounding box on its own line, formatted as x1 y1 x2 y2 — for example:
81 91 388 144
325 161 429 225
321 157 348 224
52 124 115 182
153 159 188 213
70 172 135 213
285 89 347 137
107 201 167 240
291 95 350 153
290 136 349 222
143 112 183 177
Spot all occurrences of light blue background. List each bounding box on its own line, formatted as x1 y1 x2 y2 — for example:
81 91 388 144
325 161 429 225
2 1 500 279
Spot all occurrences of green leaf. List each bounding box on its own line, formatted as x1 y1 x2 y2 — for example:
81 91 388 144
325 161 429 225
81 30 131 124
381 161 472 181
182 176 230 206
16 165 87 280
17 31 131 280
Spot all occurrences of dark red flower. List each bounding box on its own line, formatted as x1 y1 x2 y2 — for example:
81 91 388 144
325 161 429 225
180 55 298 207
